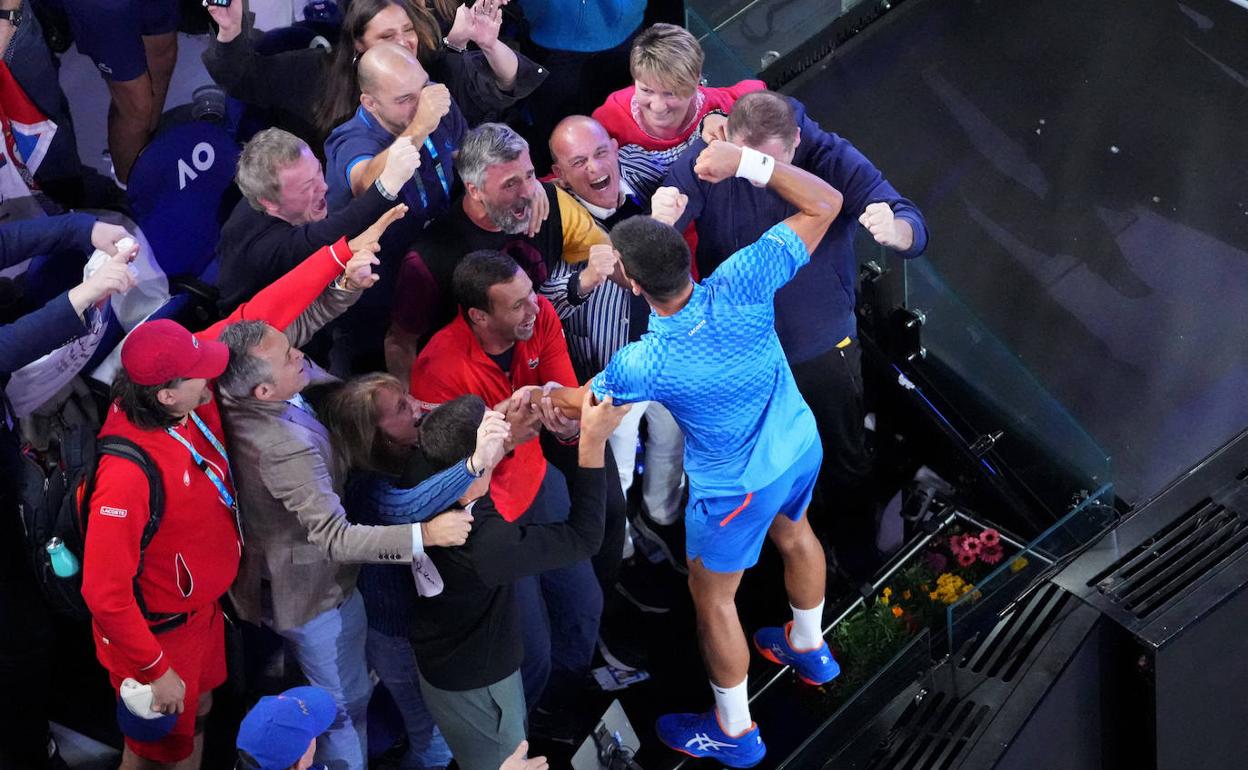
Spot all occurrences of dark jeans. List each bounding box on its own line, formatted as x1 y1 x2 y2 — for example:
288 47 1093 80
513 463 603 711
521 36 636 172
790 342 879 578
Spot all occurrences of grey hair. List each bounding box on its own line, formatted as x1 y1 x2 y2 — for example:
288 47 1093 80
236 128 310 211
455 122 529 188
217 320 274 399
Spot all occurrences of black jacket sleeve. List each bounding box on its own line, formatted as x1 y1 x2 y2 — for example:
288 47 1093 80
201 21 325 127
258 183 392 269
0 293 88 375
428 47 548 126
473 465 606 586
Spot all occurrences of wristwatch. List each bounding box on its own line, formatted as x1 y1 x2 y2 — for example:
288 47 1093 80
0 8 22 27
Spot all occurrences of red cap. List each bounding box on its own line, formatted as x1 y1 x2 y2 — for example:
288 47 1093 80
121 319 229 386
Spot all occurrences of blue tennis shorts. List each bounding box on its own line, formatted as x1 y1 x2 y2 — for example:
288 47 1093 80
64 0 181 82
685 440 823 573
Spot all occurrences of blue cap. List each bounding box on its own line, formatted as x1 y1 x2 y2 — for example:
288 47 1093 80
236 686 338 769
116 698 178 743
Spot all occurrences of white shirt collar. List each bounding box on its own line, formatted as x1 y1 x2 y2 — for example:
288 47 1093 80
573 176 635 222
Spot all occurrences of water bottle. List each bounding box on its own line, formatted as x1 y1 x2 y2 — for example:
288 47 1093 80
46 538 80 578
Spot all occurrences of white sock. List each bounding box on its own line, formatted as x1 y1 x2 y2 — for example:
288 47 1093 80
710 677 752 737
788 600 825 652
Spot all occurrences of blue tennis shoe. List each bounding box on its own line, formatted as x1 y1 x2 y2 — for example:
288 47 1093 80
753 622 841 686
656 709 766 768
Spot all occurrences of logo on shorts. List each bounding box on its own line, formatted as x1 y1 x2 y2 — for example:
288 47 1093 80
99 506 128 519
96 63 113 75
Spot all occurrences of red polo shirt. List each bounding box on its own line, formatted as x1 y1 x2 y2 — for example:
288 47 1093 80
410 296 578 521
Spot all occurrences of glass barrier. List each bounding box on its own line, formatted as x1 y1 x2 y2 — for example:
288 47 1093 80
778 629 933 769
901 253 1112 516
684 4 756 86
685 0 861 84
945 483 1117 651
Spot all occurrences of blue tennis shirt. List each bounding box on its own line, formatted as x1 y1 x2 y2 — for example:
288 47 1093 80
591 222 819 499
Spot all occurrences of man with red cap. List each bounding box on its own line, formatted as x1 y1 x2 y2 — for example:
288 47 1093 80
81 221 389 770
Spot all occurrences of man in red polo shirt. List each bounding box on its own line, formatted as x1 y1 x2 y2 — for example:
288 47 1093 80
410 248 599 726
81 234 379 769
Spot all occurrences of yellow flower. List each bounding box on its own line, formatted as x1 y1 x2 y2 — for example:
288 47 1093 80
891 605 903 618
882 587 893 597
880 596 889 606
1010 557 1029 573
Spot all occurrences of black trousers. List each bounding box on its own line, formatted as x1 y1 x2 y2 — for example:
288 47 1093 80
790 342 879 579
540 433 628 591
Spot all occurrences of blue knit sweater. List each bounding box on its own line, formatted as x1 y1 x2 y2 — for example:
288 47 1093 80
518 0 645 52
667 97 929 364
344 462 474 637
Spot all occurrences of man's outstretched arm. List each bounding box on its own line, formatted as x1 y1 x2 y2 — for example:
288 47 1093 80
693 140 843 254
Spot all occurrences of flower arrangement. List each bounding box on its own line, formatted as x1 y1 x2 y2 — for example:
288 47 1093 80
825 524 1017 696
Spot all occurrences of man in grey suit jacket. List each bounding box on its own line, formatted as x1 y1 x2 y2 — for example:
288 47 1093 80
216 264 473 770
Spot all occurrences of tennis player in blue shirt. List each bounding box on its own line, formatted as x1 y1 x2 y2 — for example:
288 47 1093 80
551 139 844 767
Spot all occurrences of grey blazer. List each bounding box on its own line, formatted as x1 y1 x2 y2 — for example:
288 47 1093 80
221 285 415 631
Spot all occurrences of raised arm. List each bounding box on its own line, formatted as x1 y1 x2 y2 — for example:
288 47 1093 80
444 0 519 90
348 86 452 196
693 140 843 254
206 204 408 339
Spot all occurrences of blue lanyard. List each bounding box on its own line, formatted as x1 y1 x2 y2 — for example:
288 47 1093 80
166 412 237 513
411 137 451 210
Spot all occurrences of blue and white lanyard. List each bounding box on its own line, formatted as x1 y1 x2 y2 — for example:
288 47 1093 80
411 137 451 210
166 412 243 537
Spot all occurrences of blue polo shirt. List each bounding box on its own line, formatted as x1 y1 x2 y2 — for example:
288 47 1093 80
323 100 468 228
591 222 819 499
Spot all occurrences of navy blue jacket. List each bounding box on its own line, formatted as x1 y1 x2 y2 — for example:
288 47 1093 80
667 98 928 364
0 214 94 376
1 214 95 577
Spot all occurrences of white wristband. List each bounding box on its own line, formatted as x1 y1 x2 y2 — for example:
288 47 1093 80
734 146 775 187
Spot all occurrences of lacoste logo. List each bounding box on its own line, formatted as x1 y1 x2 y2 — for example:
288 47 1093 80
99 506 128 519
686 734 736 752
687 319 707 337
527 357 540 369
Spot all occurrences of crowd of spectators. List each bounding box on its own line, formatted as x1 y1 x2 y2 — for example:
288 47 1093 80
0 2 928 769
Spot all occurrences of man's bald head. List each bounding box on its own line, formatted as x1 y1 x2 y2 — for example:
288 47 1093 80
548 115 622 211
358 41 423 97
358 42 429 136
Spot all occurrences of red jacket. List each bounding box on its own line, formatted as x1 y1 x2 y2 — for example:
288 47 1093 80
81 238 351 683
591 80 765 153
410 296 578 521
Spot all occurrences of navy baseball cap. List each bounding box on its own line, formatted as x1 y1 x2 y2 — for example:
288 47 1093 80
236 686 338 770
116 698 178 743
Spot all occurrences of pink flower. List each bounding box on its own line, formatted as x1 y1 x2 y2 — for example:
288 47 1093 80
948 535 964 556
980 545 1004 565
979 528 1001 548
960 536 983 556
957 551 977 568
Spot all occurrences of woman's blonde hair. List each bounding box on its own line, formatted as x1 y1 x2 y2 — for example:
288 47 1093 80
629 23 704 97
322 373 410 477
